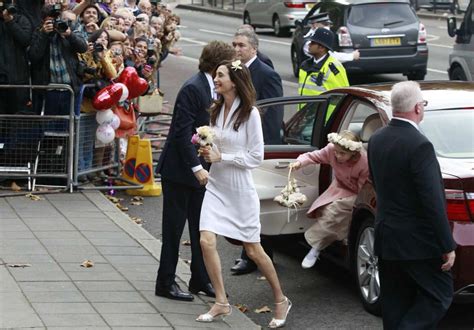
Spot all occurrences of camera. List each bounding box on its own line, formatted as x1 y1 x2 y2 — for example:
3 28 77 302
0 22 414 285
0 0 17 15
93 42 105 53
53 18 68 33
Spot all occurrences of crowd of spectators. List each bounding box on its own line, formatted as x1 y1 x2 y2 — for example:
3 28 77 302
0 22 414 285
0 0 181 181
0 0 181 116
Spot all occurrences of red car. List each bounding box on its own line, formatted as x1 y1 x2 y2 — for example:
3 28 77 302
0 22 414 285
253 81 474 314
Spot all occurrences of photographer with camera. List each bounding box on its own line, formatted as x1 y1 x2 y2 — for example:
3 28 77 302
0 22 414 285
130 36 157 90
28 4 88 116
76 4 100 39
0 0 33 114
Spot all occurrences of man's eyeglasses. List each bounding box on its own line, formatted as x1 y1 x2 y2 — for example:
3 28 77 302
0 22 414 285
418 100 428 107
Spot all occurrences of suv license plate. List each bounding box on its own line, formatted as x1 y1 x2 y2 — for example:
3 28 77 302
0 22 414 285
371 37 401 46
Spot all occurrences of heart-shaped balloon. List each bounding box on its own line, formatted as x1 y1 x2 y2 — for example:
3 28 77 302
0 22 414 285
116 67 139 86
127 76 148 99
92 84 123 110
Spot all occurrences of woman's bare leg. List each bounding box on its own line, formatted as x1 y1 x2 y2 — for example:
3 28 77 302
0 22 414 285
199 231 230 316
243 242 288 320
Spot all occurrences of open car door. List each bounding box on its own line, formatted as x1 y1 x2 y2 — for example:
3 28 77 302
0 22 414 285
252 95 340 236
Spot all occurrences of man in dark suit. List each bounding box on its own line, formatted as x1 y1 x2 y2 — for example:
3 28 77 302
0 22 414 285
155 40 235 301
229 28 284 275
368 81 456 329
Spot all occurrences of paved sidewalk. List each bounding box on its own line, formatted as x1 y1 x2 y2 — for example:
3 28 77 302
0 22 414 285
0 191 258 329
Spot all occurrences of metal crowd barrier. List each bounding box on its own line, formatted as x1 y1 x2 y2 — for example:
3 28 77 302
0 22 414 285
0 84 75 192
0 83 176 193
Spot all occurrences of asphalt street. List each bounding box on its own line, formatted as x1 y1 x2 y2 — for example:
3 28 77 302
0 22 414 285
115 8 474 329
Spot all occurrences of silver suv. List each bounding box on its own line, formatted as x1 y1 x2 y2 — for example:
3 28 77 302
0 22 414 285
447 0 474 81
290 0 428 80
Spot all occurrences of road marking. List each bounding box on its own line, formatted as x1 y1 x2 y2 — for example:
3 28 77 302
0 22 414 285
428 43 453 49
179 37 207 46
427 68 448 74
426 34 440 41
199 29 292 46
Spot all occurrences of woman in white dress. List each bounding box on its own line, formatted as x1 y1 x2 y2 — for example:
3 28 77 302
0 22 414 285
197 59 291 328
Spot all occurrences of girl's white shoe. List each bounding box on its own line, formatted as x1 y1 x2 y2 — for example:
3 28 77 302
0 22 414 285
269 297 292 328
301 248 320 269
196 302 232 323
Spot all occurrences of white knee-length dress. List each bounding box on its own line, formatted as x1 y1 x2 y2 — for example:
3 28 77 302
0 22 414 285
200 98 264 243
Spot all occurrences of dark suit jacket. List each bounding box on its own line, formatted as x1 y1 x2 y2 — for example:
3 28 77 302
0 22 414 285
368 119 456 260
156 71 211 188
248 57 284 144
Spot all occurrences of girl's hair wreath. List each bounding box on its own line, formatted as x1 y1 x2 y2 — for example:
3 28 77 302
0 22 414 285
327 132 363 152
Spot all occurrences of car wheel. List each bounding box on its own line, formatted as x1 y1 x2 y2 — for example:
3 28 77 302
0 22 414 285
291 46 300 78
273 15 290 37
450 66 467 81
354 218 382 316
406 71 426 81
243 11 253 28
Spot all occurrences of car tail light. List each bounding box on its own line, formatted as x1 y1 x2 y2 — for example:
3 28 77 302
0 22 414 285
445 190 474 222
337 26 353 47
417 22 427 44
284 2 305 8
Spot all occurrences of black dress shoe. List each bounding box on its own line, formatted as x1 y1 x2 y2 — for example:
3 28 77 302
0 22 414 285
155 282 194 301
189 282 217 298
230 258 257 275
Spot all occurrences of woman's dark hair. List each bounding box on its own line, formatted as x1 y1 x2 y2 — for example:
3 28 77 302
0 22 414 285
89 28 110 46
210 60 256 132
79 5 99 19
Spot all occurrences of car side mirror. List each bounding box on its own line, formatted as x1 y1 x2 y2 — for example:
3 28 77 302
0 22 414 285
447 17 457 37
295 19 303 28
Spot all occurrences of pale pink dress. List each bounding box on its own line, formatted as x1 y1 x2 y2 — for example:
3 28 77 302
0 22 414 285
296 143 369 249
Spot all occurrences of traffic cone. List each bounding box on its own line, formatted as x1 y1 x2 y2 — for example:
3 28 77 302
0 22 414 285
126 138 161 196
120 135 140 183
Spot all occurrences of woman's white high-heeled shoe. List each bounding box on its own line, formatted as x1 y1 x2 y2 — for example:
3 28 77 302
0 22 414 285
268 297 292 328
196 302 232 323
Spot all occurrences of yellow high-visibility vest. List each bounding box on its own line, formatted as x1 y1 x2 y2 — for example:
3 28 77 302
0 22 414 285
298 54 349 122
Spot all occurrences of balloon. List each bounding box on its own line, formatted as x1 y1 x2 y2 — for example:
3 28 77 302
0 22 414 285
116 83 129 102
116 67 138 86
110 114 121 130
95 109 114 125
96 124 115 144
127 76 148 99
92 84 123 110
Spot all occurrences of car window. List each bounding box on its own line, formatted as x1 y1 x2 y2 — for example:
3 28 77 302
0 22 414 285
348 3 417 28
285 102 320 145
319 3 345 28
420 109 474 159
339 101 378 140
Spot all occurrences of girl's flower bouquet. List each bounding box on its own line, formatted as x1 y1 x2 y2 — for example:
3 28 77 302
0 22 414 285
274 167 307 208
191 126 215 156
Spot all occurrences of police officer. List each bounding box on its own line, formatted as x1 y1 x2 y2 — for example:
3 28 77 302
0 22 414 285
303 12 359 64
298 28 349 121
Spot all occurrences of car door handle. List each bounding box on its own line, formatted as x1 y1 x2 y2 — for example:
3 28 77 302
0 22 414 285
275 161 290 169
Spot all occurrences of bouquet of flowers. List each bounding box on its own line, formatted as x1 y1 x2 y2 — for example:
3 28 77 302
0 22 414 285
274 177 307 208
191 126 215 156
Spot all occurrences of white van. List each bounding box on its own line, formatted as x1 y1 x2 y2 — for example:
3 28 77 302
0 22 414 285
447 0 474 80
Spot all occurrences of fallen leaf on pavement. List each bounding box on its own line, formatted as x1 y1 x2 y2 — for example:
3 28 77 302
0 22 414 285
255 305 272 314
181 240 191 246
132 196 144 201
11 182 21 191
25 193 43 201
234 303 249 313
131 216 142 224
257 276 267 281
116 203 128 211
7 263 31 268
81 260 94 268
130 201 143 206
